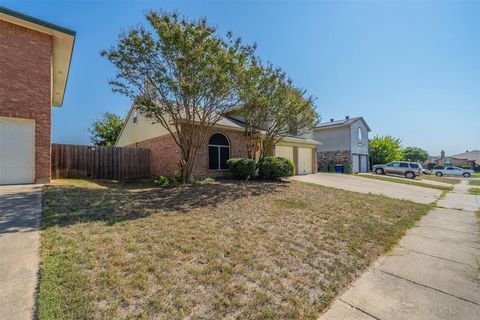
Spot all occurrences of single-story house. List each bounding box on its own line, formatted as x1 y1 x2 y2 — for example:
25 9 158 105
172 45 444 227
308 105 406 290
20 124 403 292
115 106 319 178
436 150 480 169
0 7 75 184
304 116 371 173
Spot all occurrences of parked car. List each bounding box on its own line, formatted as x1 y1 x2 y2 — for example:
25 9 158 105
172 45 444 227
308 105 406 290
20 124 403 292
431 166 474 178
372 161 422 179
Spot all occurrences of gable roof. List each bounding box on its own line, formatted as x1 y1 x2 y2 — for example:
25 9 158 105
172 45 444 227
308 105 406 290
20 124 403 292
116 104 319 146
313 116 371 132
0 6 75 107
449 150 480 161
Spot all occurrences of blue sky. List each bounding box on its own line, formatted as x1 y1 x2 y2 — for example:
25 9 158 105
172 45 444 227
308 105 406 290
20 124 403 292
4 0 479 155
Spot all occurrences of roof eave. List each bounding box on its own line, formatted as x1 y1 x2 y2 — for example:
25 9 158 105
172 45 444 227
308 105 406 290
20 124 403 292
0 6 76 107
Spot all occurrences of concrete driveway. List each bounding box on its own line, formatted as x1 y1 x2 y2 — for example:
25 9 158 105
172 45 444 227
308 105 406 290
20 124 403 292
0 184 42 320
291 173 442 204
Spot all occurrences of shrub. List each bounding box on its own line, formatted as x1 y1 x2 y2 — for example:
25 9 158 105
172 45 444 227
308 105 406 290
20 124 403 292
258 157 295 180
343 163 352 174
318 164 329 172
227 158 256 180
433 165 443 169
153 176 169 186
327 163 336 173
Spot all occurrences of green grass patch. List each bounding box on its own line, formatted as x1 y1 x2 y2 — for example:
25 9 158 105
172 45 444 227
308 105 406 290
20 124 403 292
469 187 480 195
420 175 461 185
469 179 480 186
359 174 452 191
39 180 431 319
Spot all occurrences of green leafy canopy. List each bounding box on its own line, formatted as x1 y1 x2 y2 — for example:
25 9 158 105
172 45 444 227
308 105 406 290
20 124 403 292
88 112 124 147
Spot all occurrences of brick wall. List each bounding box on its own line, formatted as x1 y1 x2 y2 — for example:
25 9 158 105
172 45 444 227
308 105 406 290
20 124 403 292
0 20 52 183
193 128 248 178
129 133 182 178
129 128 248 179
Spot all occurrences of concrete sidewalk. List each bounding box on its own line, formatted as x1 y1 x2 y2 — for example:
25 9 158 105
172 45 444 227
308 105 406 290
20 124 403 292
320 180 480 319
0 184 42 320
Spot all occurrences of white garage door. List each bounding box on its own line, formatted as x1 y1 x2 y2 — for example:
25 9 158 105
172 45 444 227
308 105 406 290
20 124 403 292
360 155 368 173
352 155 360 173
0 118 35 184
298 147 313 174
275 145 294 162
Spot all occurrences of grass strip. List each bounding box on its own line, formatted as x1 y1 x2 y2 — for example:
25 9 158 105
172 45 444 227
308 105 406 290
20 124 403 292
359 174 453 191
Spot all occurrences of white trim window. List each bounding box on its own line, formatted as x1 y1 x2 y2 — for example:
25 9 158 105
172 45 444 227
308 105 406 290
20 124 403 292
132 110 138 125
357 127 363 146
208 133 230 170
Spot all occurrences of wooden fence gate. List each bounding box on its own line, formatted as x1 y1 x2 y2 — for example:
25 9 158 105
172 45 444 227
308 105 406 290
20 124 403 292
51 144 150 179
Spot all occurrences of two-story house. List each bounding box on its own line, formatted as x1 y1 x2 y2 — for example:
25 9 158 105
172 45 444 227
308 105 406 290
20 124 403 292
305 116 371 173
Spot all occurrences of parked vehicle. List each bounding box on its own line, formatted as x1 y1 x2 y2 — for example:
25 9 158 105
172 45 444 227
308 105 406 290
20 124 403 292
421 168 431 175
431 166 474 178
372 161 422 179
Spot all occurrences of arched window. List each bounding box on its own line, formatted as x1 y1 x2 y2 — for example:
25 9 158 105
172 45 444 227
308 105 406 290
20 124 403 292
357 127 363 146
208 133 230 170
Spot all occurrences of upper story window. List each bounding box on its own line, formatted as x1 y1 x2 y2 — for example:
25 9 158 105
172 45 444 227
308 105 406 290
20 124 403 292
132 110 138 124
357 127 363 146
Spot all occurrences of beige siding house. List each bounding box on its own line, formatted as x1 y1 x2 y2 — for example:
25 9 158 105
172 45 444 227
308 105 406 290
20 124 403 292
115 105 319 178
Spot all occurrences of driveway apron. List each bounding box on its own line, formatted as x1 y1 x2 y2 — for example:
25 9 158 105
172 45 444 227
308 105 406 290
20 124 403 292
0 184 42 320
320 180 480 319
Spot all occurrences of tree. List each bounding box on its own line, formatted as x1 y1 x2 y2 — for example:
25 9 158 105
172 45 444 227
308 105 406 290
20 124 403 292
237 61 317 166
88 112 124 146
102 11 252 181
403 146 428 162
369 135 404 165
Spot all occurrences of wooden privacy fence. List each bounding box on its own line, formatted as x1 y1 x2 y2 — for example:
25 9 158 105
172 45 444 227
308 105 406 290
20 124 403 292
51 144 150 180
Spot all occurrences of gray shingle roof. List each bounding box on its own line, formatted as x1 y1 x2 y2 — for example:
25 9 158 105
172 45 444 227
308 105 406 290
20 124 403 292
314 116 371 131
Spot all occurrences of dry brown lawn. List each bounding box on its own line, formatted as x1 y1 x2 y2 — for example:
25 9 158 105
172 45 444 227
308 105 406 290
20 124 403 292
39 179 430 319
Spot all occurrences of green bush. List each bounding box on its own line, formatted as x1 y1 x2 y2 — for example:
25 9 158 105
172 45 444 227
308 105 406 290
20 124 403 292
153 176 169 186
258 157 295 180
318 164 329 172
327 164 336 172
227 158 256 180
433 165 443 169
190 177 215 185
343 163 352 174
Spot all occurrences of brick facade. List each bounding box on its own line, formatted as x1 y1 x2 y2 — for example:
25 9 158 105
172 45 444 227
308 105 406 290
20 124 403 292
129 128 249 179
317 150 351 167
193 128 248 178
0 20 52 183
129 133 182 178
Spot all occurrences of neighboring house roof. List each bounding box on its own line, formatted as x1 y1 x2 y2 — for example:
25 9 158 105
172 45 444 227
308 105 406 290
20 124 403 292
449 150 480 162
0 6 75 107
313 116 371 132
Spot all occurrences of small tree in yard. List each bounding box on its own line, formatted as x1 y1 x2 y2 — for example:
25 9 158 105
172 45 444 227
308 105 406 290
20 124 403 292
403 146 428 162
102 11 252 181
237 61 317 166
369 135 404 165
89 112 124 146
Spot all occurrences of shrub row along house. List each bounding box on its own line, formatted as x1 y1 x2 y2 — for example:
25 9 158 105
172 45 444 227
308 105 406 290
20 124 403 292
115 105 320 178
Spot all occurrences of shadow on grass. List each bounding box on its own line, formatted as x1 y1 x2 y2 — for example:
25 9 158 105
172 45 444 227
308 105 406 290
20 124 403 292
42 180 288 228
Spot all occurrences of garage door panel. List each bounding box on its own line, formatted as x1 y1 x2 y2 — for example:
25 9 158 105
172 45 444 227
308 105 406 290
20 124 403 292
352 155 359 173
275 146 294 161
0 118 35 185
298 147 313 174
